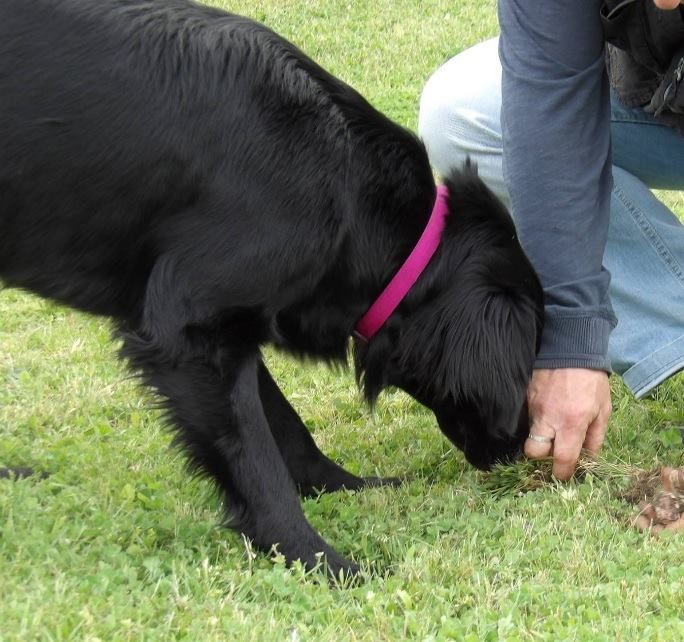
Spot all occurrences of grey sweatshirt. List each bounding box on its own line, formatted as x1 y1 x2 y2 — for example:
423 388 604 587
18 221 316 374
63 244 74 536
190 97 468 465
498 0 617 371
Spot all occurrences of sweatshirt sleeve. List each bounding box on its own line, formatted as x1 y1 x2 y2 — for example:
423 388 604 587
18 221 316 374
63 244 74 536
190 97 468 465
498 0 617 371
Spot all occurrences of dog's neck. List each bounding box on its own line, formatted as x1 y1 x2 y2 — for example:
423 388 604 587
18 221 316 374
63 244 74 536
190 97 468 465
353 185 449 343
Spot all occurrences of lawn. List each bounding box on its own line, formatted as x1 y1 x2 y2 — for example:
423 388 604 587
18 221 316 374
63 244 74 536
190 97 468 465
2 1 684 640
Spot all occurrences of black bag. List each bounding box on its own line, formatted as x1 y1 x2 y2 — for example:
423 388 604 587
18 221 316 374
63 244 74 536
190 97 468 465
601 0 684 121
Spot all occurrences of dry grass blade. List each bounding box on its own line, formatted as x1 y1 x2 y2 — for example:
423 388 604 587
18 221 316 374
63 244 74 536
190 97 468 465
481 456 648 500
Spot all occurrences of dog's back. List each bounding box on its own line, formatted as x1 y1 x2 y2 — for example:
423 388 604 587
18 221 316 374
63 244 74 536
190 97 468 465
0 0 431 321
1 0 209 314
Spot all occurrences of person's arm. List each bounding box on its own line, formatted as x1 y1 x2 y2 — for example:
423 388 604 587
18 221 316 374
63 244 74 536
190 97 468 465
498 0 615 479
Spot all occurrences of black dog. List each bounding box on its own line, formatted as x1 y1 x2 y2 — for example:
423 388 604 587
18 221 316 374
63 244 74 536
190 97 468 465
0 0 543 575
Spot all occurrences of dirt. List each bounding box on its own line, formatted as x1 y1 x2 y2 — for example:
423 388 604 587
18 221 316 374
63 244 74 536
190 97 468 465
618 468 663 505
626 466 684 534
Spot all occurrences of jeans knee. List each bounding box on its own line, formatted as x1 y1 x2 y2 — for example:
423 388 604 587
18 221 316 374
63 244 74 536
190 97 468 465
418 63 476 173
418 39 503 178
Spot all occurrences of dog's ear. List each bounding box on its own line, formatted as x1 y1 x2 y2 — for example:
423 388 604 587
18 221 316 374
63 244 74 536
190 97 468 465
402 277 539 436
454 289 539 439
441 162 517 244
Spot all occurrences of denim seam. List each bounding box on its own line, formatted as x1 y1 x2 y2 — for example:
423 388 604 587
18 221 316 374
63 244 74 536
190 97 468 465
630 355 682 391
610 117 668 127
623 338 684 394
612 185 684 284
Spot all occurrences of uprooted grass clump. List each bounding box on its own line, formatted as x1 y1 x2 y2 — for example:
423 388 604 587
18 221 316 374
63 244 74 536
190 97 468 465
618 467 664 504
482 458 684 533
480 456 640 499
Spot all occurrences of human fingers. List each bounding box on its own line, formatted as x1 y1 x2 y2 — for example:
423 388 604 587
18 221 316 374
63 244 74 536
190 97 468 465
548 369 611 479
581 395 611 457
524 419 555 459
524 369 611 479
652 0 682 9
550 424 586 481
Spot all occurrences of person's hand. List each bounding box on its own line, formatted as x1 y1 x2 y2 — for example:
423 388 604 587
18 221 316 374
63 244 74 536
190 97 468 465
653 0 682 9
524 368 612 480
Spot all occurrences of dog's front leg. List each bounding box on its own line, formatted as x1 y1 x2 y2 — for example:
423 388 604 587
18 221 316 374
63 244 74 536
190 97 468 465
122 335 356 576
258 362 400 496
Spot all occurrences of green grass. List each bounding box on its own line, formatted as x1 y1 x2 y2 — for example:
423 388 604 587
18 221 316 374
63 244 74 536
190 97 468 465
2 1 684 640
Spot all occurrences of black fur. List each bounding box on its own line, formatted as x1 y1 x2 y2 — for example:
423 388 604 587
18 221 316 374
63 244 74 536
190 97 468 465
0 0 543 575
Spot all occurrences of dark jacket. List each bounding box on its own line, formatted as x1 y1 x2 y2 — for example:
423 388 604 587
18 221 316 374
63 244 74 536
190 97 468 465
602 0 684 133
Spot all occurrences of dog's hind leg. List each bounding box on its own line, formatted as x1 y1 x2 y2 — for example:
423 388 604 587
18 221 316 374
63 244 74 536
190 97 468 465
122 334 358 576
258 362 401 497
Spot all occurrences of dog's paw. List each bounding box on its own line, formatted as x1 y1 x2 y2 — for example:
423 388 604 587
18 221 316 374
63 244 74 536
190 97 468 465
319 553 363 585
279 540 362 582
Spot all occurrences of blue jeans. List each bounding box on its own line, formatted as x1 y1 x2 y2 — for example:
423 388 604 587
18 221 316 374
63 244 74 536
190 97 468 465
418 38 684 398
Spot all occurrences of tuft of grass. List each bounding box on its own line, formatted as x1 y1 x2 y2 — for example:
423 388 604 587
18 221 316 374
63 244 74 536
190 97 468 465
481 455 663 504
1 2 684 641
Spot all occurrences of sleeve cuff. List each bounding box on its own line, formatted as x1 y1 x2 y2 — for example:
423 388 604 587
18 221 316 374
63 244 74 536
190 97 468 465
535 313 616 372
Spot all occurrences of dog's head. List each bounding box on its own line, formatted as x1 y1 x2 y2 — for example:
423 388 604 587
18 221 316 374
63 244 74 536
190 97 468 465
355 165 543 469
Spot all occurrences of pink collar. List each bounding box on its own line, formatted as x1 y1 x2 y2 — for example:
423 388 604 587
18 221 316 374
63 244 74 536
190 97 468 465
354 185 450 342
